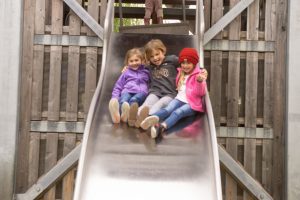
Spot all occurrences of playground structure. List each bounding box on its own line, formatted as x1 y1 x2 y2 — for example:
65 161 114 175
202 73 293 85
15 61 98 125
1 0 299 199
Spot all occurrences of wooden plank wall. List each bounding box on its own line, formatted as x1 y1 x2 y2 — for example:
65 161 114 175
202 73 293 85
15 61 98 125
16 0 105 199
16 0 286 199
205 0 280 199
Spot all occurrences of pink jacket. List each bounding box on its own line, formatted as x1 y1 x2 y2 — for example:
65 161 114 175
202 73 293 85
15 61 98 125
176 66 207 112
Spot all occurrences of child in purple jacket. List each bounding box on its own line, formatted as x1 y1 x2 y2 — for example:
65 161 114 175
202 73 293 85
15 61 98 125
109 48 150 125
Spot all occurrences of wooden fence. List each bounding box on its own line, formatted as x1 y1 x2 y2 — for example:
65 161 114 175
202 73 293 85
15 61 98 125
16 0 286 199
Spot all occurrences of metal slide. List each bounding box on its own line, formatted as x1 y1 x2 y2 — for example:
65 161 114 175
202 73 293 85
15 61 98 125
74 1 222 200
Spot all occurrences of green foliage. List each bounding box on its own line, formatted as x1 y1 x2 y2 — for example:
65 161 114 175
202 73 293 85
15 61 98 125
113 3 144 32
114 18 143 32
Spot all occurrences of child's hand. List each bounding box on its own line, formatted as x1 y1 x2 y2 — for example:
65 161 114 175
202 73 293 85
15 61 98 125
197 69 208 82
121 66 128 73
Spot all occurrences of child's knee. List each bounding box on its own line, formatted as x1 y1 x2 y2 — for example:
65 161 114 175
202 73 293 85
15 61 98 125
173 109 184 117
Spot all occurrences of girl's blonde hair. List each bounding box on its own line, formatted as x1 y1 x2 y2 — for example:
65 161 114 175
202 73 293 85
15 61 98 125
144 39 167 61
124 48 145 65
177 70 186 90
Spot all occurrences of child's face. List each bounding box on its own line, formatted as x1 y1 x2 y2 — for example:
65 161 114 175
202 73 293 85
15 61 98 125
127 55 142 70
180 59 195 74
149 49 165 66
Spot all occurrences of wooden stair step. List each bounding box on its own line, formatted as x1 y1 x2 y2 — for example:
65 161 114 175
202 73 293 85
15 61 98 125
115 7 196 20
119 22 191 35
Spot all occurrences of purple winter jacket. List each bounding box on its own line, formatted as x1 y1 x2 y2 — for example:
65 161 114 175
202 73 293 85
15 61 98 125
112 65 150 100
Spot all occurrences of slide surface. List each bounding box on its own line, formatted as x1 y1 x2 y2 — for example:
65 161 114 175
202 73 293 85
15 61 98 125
74 33 221 200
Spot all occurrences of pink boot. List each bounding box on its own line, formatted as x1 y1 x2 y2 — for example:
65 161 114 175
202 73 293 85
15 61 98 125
144 18 150 25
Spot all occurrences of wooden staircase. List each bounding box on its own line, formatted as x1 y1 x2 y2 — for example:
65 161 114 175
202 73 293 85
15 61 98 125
119 22 191 35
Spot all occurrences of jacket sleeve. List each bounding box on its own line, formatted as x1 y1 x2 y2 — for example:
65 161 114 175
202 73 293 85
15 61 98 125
146 68 151 83
194 78 207 97
171 55 179 68
145 67 151 84
111 73 126 99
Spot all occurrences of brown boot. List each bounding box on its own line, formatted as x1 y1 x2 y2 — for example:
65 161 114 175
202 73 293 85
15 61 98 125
144 18 150 25
157 17 163 24
151 12 158 24
135 106 149 128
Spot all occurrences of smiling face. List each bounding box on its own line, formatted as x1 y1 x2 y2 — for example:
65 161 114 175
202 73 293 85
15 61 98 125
127 54 143 70
180 59 195 74
148 49 165 66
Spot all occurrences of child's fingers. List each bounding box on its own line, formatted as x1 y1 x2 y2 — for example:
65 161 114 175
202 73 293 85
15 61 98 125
197 74 206 82
201 69 208 80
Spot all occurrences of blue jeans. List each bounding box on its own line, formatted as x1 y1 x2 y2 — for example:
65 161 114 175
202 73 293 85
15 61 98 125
119 92 147 106
152 99 196 129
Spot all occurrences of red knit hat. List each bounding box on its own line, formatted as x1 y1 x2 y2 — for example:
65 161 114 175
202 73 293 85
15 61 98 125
178 48 199 66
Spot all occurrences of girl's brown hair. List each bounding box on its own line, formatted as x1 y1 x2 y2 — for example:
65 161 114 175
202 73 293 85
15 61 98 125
124 48 145 65
144 39 167 61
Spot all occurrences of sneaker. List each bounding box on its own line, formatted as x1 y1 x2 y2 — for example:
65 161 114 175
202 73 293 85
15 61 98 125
135 106 149 128
128 102 138 127
108 98 120 123
140 116 159 130
155 132 164 144
150 124 164 138
120 102 130 122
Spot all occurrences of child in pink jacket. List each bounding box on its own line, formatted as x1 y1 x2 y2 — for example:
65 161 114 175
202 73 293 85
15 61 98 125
140 48 207 138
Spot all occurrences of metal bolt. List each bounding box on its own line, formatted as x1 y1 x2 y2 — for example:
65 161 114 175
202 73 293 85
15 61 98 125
36 186 40 192
260 194 264 199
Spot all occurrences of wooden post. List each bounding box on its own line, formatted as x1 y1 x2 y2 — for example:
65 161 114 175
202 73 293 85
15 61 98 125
62 0 82 199
226 0 241 198
210 0 223 126
15 0 35 193
203 0 211 32
244 0 259 199
84 0 99 118
262 0 276 194
273 0 287 199
28 0 46 189
44 0 63 199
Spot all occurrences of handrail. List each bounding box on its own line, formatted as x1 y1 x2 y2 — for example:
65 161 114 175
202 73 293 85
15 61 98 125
204 94 223 200
15 145 81 200
182 0 186 22
196 1 223 200
73 0 115 200
118 0 123 27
